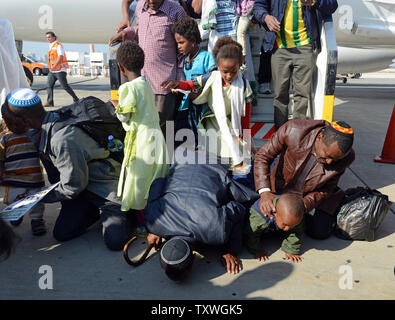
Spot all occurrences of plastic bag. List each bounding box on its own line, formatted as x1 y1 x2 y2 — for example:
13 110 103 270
334 187 392 241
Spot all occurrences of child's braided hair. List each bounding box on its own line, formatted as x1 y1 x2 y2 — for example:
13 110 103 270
212 36 243 66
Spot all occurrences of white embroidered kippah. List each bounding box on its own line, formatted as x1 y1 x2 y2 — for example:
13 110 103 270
7 88 41 108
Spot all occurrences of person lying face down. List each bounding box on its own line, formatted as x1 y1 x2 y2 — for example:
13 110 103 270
144 150 259 281
244 193 305 263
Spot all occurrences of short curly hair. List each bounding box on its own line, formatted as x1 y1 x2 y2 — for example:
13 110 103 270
212 36 243 66
116 40 145 73
172 17 202 44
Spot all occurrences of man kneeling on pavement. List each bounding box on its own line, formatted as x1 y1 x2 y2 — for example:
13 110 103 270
4 88 134 251
253 119 355 245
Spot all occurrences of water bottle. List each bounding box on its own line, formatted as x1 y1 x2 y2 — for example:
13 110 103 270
107 135 123 152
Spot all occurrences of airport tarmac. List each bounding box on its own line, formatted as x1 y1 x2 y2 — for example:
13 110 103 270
0 74 394 300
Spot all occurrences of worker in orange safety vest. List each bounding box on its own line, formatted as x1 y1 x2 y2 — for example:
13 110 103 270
44 31 79 107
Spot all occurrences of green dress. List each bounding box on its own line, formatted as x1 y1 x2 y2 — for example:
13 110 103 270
116 77 169 211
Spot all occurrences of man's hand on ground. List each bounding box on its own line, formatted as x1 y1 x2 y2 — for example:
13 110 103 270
147 233 162 250
221 253 242 275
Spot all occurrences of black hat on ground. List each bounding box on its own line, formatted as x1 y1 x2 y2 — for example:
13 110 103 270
160 237 194 282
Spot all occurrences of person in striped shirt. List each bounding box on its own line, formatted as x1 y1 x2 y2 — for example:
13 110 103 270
253 0 338 129
0 93 46 236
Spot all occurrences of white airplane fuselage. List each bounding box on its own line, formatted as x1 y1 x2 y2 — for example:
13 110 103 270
1 0 395 74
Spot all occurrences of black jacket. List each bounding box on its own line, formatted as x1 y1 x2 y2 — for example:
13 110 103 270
144 151 259 254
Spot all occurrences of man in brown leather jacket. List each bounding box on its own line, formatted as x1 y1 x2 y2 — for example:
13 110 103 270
254 119 355 239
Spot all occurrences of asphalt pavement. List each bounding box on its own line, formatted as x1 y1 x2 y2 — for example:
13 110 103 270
0 74 394 300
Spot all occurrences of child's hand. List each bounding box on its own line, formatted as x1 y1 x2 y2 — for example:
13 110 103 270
221 253 242 275
108 100 119 108
117 18 131 33
15 193 28 201
285 252 303 263
254 250 269 262
108 29 128 46
188 91 200 100
161 80 180 89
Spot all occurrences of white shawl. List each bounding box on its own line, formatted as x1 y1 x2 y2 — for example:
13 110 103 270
211 71 250 172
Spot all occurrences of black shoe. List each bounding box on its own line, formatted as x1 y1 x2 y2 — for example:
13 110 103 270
31 219 46 236
10 216 24 226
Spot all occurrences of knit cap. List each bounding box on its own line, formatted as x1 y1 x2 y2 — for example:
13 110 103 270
330 121 354 136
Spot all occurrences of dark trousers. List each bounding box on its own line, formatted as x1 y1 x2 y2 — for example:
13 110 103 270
174 102 206 148
271 44 315 129
155 93 176 137
223 201 247 255
257 50 272 84
52 190 135 251
46 71 79 105
304 210 337 240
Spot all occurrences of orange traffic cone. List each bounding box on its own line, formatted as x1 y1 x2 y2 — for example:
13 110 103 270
374 105 395 164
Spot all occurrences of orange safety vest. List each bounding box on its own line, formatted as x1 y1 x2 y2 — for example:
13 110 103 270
48 41 69 71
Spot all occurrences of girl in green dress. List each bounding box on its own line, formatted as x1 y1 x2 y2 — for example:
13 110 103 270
111 41 169 213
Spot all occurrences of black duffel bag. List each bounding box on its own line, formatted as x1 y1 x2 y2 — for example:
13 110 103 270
334 187 392 241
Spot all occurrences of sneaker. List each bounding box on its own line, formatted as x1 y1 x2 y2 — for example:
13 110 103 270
31 219 46 236
135 226 148 238
258 82 272 94
10 216 24 227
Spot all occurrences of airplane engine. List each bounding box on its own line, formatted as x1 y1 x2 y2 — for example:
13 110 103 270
337 47 395 74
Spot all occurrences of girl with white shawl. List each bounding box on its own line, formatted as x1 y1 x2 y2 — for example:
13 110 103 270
162 36 254 175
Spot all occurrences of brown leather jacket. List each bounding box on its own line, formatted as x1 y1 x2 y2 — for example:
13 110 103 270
254 120 355 212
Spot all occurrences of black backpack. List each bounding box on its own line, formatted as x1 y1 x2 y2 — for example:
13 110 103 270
49 96 125 162
40 96 125 184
